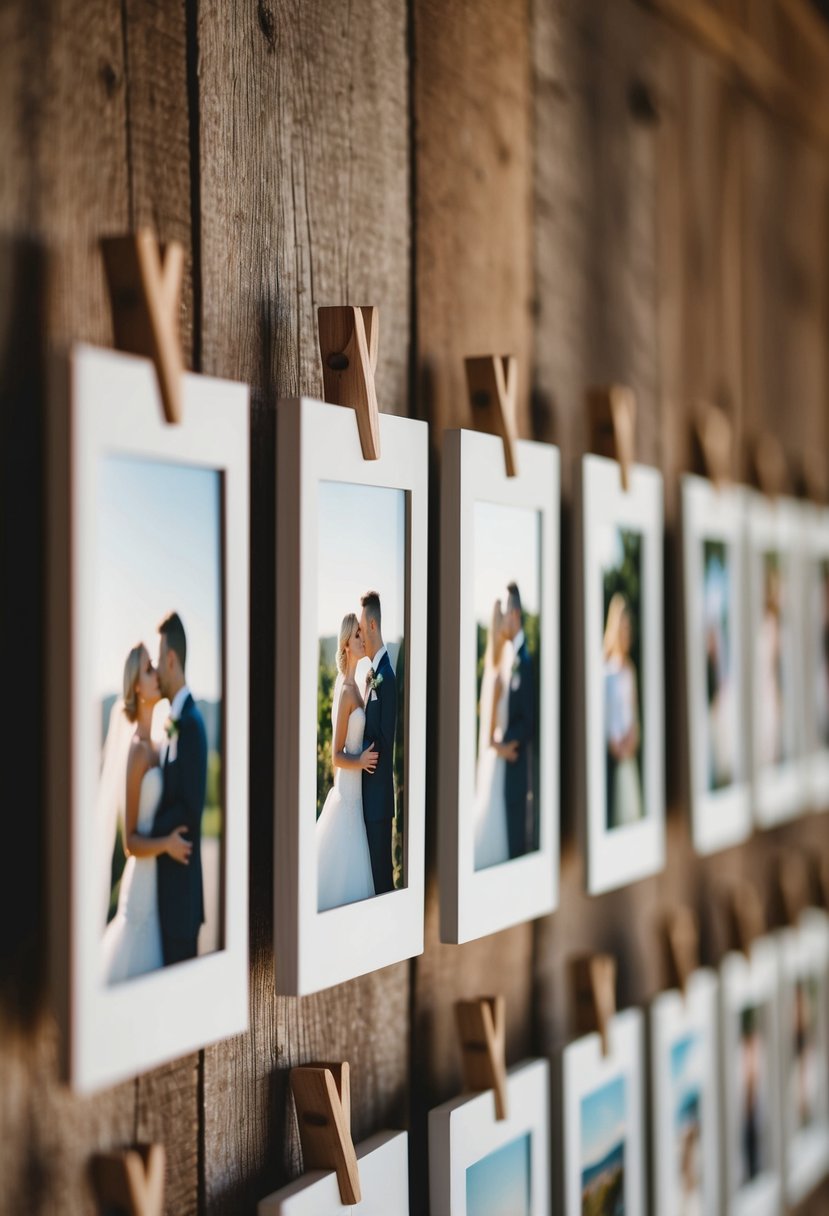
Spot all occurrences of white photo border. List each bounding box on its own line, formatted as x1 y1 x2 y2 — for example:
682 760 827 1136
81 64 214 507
560 1008 645 1216
275 397 428 995
428 1058 551 1216
438 429 560 943
580 455 665 894
258 1130 409 1215
649 968 720 1216
801 504 829 811
48 344 250 1093
681 475 752 853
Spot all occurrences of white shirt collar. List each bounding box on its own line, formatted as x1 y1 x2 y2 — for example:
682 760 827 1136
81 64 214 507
170 684 191 720
513 630 525 655
371 644 387 672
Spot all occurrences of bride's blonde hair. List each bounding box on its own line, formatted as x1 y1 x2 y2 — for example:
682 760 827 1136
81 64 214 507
603 593 629 660
336 613 359 676
486 599 506 670
122 642 145 723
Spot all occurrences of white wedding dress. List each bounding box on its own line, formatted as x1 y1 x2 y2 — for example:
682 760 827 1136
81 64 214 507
101 766 164 984
473 646 512 870
316 700 375 912
604 658 644 827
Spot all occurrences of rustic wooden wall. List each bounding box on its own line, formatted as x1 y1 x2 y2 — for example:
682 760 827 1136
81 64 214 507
0 0 827 1213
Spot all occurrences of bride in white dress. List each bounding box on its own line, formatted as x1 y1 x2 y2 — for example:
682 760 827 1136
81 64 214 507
317 613 379 912
603 593 644 828
473 599 517 870
100 643 193 984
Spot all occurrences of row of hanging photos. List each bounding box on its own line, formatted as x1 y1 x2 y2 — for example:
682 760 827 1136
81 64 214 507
93 862 829 1214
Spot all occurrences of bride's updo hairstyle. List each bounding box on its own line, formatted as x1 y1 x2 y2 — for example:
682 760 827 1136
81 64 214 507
336 613 359 676
487 599 506 669
122 643 145 723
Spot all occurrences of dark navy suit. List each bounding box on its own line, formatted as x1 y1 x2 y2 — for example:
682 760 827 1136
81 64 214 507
151 693 207 965
503 637 535 859
362 648 396 894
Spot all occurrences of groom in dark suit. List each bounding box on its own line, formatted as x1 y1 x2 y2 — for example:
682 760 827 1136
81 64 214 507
501 583 536 859
359 590 397 894
151 611 207 966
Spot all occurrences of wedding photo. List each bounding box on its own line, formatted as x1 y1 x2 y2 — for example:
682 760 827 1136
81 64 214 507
315 480 408 913
601 525 645 831
790 976 820 1134
95 454 224 985
473 501 541 870
736 1003 770 1186
466 1133 532 1216
703 540 736 792
580 1075 626 1216
671 1034 704 1216
756 551 789 770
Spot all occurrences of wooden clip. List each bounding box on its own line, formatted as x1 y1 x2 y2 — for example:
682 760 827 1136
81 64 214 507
665 906 699 998
802 847 829 910
587 385 636 491
571 955 617 1058
776 849 810 927
750 432 789 499
101 229 185 424
728 880 766 956
318 306 380 461
290 1062 361 1206
455 995 508 1120
693 400 732 490
464 355 519 477
91 1143 165 1216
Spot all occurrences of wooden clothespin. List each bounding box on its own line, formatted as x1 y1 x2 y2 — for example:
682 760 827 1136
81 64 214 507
727 880 766 957
318 306 380 461
750 431 789 499
571 954 617 1058
587 385 636 491
455 995 508 1120
290 1062 361 1206
693 400 732 490
776 848 810 927
802 846 829 910
665 906 699 999
464 355 519 477
101 229 185 424
91 1143 165 1216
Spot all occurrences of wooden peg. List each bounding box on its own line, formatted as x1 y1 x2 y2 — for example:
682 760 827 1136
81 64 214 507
455 995 508 1120
464 355 519 477
587 385 636 491
750 431 789 499
802 847 829 910
101 229 185 424
727 880 766 956
571 955 617 1058
91 1143 165 1216
693 400 732 489
665 906 699 998
290 1062 361 1206
318 305 380 461
776 849 810 927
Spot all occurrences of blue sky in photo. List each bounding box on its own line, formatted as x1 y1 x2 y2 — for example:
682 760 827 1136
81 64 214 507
95 455 222 703
671 1032 703 1112
465 1132 532 1216
581 1074 627 1169
317 481 406 640
473 501 540 628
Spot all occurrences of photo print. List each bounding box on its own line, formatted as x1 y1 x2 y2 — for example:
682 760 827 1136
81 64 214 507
580 1074 626 1216
466 1133 532 1216
703 539 736 792
315 481 408 911
670 1034 704 1215
601 525 645 830
756 551 793 771
802 505 829 809
257 1130 409 1215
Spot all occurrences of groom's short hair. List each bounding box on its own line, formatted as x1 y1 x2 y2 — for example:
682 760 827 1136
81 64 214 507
361 590 382 631
506 582 522 619
159 611 187 671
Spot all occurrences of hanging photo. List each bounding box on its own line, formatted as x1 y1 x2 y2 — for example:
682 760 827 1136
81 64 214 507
681 475 752 853
649 969 720 1216
579 454 665 894
47 344 249 1092
720 936 783 1216
429 1058 551 1215
439 429 560 943
258 1130 409 1215
801 503 829 811
778 910 829 1207
747 492 805 827
275 397 427 994
560 1008 646 1215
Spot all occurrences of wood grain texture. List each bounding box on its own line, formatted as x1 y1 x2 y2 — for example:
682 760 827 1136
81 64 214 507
413 0 534 442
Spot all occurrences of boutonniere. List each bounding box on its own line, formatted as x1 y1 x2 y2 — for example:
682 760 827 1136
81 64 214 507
512 656 521 676
164 716 180 740
368 671 384 693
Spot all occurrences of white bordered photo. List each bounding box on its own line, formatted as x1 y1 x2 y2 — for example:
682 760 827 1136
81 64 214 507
275 397 428 994
578 455 665 894
47 344 249 1093
747 492 805 827
649 968 720 1216
429 1058 550 1216
560 1008 646 1216
778 909 829 1207
258 1129 409 1215
681 475 752 854
438 429 560 943
720 936 783 1216
800 503 829 811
